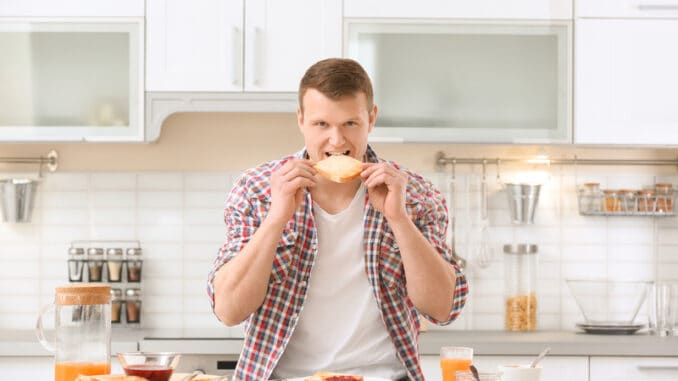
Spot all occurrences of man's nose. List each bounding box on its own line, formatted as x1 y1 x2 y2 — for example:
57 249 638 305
328 126 345 146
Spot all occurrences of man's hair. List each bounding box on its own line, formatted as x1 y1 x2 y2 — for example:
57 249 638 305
298 58 374 112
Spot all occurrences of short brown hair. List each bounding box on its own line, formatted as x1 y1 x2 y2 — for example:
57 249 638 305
298 58 374 112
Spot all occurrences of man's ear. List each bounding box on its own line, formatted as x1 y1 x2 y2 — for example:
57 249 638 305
368 104 378 133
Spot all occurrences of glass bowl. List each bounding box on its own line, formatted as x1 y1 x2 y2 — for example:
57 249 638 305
117 352 181 381
566 279 651 324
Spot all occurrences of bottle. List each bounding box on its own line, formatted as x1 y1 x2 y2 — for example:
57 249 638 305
125 248 143 282
125 288 142 324
111 288 123 324
106 248 124 282
36 284 112 381
67 248 85 282
504 244 538 331
87 248 105 282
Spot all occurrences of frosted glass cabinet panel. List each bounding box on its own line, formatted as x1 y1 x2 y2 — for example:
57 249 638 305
346 21 572 143
0 19 143 141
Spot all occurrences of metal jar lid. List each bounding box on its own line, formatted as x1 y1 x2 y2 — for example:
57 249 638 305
87 247 104 258
68 247 85 256
126 248 142 257
503 244 538 255
107 248 124 258
111 288 123 301
125 288 142 299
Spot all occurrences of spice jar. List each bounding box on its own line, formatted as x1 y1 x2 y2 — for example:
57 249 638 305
602 190 621 212
125 288 142 324
106 248 124 282
125 248 143 282
580 183 602 213
504 244 538 331
111 288 123 324
87 248 105 282
619 189 637 213
637 190 656 213
67 248 85 282
655 183 673 213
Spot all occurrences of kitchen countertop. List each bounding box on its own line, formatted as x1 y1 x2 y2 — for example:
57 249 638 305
4 329 677 357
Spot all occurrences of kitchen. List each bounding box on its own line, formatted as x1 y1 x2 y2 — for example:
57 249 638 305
1 0 678 380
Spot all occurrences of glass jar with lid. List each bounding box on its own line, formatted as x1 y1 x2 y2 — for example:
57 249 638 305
619 189 637 213
125 248 143 282
110 288 123 324
105 248 123 282
637 190 656 213
602 190 621 212
580 182 601 213
504 244 538 331
68 248 85 282
86 248 105 282
655 183 673 212
124 288 142 324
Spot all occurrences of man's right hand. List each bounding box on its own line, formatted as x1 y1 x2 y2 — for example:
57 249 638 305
268 159 317 224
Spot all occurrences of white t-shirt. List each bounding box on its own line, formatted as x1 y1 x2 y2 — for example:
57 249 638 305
273 184 405 379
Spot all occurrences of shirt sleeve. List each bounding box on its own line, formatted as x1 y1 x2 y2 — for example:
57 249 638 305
207 175 261 312
414 183 469 326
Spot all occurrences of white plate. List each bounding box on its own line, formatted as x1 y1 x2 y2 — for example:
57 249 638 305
285 377 391 381
576 322 644 335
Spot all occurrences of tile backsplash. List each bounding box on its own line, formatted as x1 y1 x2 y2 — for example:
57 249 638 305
1 169 677 335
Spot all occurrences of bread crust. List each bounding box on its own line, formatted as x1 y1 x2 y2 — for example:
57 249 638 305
313 155 363 183
305 371 365 381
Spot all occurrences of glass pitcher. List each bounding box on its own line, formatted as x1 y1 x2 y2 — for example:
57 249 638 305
36 284 112 381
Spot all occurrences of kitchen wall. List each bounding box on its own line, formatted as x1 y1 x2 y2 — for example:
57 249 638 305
1 112 678 336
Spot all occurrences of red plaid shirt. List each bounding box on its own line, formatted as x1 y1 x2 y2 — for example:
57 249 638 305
208 146 468 380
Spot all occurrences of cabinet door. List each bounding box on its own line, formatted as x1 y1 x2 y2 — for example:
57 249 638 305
0 0 143 17
244 0 342 92
421 355 588 381
146 0 243 92
344 0 573 19
575 19 678 145
591 357 678 381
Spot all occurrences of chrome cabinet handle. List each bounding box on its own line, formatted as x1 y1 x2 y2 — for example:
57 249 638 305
637 4 678 10
232 27 242 86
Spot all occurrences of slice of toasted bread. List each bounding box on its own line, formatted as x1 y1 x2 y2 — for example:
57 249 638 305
75 376 148 381
313 155 363 183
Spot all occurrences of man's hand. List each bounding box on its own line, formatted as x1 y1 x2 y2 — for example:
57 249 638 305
268 159 317 224
361 162 408 221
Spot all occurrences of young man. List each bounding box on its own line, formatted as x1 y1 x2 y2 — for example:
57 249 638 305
208 58 468 380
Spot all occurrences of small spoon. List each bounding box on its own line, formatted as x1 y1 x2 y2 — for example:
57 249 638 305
470 364 480 381
530 347 551 368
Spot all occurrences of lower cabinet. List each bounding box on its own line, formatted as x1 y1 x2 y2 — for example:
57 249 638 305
590 357 678 381
421 355 588 381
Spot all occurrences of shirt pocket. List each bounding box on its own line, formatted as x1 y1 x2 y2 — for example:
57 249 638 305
271 228 298 284
379 231 405 293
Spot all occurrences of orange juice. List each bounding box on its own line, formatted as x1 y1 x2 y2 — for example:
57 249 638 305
440 358 472 381
55 361 110 381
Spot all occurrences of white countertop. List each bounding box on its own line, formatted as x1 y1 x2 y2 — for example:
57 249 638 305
4 329 677 357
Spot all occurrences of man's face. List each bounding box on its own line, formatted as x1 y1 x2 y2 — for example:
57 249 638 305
297 88 377 163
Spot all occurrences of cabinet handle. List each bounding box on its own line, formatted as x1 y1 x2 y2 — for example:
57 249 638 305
246 26 262 87
637 4 678 10
638 365 678 371
232 27 242 86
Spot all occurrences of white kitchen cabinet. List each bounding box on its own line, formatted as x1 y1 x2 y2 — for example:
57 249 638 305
344 0 573 19
146 0 342 92
574 18 678 145
0 18 145 142
590 356 678 381
0 0 143 17
421 355 588 381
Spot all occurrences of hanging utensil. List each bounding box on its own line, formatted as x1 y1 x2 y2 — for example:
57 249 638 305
476 160 494 268
447 160 466 269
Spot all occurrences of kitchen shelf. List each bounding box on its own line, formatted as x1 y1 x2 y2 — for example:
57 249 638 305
577 189 676 217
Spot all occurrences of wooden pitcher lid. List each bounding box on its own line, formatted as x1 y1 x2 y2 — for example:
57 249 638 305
55 284 111 305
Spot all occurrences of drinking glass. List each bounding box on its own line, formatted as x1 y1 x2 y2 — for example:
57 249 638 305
440 346 473 381
648 281 678 336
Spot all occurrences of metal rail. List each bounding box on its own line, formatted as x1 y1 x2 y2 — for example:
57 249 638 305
0 150 58 173
434 151 678 171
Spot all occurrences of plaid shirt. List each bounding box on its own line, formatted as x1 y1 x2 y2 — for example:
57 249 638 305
208 146 468 381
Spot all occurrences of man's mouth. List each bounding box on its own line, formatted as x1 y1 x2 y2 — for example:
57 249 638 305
325 150 350 157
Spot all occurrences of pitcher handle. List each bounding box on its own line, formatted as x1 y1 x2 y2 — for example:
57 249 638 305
35 302 56 353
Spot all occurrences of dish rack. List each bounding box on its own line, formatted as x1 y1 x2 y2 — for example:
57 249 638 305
577 187 676 217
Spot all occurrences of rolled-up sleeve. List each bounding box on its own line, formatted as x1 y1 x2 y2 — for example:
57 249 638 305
415 184 468 325
207 175 260 311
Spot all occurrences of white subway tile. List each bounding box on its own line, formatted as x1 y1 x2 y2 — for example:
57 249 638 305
658 245 678 263
91 208 136 225
184 278 209 297
472 313 503 330
41 243 71 260
142 243 183 260
185 191 227 208
143 312 183 329
608 245 654 262
183 225 225 243
183 261 212 280
137 173 183 190
607 262 655 281
539 279 562 296
41 208 89 225
537 245 560 261
538 313 561 330
471 279 503 296
0 279 40 295
144 296 183 313
607 227 654 245
515 227 560 245
184 208 223 225
143 259 183 278
183 312 223 329
138 191 183 208
0 261 39 279
562 262 606 279
90 173 136 190
184 173 231 191
0 295 39 313
471 296 503 313
0 224 41 242
561 245 607 262
538 263 560 280
0 243 41 259
42 173 90 191
657 264 678 281
562 227 607 245
183 296 213 314
137 225 183 243
137 208 182 225
41 191 90 208
0 312 39 329
532 208 560 226
40 259 67 279
90 191 136 208
145 278 185 296
658 228 678 244
90 225 136 241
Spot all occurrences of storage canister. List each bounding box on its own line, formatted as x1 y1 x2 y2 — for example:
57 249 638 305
504 244 538 331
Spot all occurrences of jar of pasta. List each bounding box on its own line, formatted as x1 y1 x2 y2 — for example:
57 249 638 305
504 244 538 331
655 183 673 213
637 190 656 213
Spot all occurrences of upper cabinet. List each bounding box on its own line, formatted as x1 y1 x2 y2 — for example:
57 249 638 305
344 0 572 19
574 1 678 145
146 0 342 92
0 2 144 142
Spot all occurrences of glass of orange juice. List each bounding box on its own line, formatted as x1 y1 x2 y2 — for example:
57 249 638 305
440 346 473 381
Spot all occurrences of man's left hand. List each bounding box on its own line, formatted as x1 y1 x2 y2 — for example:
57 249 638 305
361 162 408 221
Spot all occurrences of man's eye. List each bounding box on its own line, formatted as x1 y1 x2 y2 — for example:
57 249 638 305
345 121 356 127
315 121 327 127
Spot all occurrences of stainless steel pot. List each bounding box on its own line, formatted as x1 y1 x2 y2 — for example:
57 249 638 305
0 178 38 223
504 183 541 224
